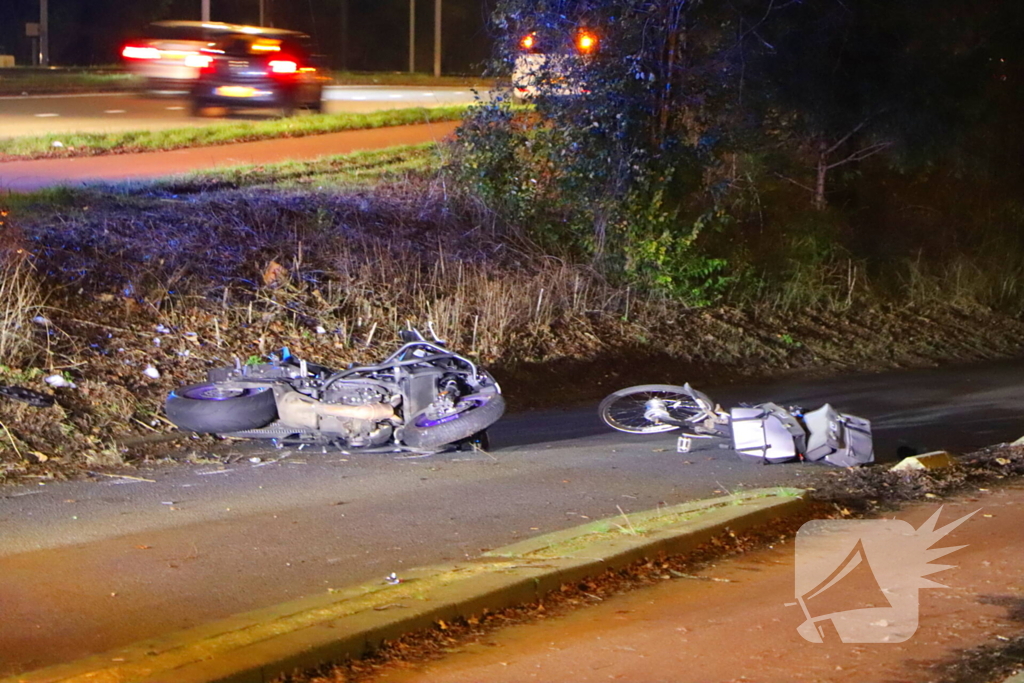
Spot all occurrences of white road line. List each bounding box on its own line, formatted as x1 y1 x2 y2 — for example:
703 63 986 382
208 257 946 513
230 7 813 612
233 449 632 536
422 92 435 96
165 106 185 110
104 109 126 114
34 113 60 117
388 94 404 98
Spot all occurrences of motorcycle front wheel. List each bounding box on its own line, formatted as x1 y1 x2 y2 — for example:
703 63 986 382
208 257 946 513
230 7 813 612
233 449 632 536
599 384 705 434
165 383 278 434
403 393 506 451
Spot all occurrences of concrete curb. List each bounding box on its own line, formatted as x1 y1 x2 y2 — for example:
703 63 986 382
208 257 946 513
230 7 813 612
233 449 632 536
3 487 808 683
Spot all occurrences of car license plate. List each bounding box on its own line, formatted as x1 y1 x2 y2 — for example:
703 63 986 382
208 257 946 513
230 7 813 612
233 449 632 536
215 86 258 98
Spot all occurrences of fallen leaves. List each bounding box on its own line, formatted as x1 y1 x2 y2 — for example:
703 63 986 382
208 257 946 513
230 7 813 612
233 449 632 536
262 261 289 287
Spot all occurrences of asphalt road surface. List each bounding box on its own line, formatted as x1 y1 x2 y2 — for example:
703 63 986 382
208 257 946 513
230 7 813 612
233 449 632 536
0 86 485 138
1 358 1023 676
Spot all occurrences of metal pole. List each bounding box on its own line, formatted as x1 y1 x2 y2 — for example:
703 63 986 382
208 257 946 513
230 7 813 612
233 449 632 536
39 0 49 67
339 0 348 70
259 0 265 26
433 0 441 77
408 0 415 73
202 0 210 22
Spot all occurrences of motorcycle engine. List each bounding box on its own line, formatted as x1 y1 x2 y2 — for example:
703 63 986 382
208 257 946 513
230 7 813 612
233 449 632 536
323 382 391 407
319 382 395 447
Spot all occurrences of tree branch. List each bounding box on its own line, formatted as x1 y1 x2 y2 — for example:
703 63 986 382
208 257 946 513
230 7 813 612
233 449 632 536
824 119 869 156
825 141 892 170
773 172 816 194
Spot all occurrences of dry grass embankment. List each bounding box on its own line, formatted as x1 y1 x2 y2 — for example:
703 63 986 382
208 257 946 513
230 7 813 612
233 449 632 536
2 149 1024 482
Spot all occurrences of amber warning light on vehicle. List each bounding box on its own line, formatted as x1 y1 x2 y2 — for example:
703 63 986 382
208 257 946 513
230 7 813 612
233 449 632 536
520 33 536 50
576 30 597 53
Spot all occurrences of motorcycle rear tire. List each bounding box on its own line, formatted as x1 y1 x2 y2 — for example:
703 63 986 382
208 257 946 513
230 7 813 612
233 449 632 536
165 383 278 434
403 393 505 451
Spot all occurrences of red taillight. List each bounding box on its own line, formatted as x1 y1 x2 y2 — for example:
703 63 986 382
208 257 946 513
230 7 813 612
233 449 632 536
122 45 160 60
576 30 597 53
269 59 298 74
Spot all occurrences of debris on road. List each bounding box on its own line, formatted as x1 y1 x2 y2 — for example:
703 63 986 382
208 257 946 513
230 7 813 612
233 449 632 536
0 385 55 407
44 374 75 389
87 471 156 483
890 450 958 472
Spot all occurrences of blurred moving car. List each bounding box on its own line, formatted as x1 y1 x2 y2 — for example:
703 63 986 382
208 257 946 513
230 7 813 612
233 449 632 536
120 21 312 93
512 28 598 101
189 32 327 117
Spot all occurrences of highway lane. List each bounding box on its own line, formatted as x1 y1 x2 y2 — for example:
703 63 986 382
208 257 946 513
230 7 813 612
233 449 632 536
0 358 1023 675
0 86 485 138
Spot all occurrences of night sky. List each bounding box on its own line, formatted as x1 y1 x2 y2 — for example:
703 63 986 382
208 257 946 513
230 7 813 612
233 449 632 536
0 0 493 72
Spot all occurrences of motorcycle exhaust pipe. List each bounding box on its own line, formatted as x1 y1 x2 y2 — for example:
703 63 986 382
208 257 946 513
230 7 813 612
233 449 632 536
274 386 395 430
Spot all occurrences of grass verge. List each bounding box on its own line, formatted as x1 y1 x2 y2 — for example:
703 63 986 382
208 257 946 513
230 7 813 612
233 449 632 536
145 143 443 191
327 72 493 88
0 69 140 96
0 105 470 160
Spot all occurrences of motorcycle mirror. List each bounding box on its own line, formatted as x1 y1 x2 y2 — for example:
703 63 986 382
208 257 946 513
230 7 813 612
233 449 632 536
399 330 421 343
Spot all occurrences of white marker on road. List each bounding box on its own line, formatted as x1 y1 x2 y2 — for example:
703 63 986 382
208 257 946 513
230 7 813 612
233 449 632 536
35 113 60 117
166 106 185 111
104 109 126 114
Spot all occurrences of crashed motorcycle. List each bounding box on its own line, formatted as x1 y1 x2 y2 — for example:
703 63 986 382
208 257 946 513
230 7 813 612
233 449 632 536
599 384 873 467
165 329 504 453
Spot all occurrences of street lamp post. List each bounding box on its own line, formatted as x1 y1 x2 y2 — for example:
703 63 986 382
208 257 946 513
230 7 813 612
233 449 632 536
409 0 415 73
433 0 441 77
39 0 49 67
202 0 210 22
339 0 348 69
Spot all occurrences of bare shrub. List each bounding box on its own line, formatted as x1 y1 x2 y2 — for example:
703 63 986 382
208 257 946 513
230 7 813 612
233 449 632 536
0 213 43 365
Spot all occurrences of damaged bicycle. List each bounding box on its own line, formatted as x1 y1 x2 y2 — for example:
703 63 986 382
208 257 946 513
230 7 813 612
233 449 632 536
599 383 873 466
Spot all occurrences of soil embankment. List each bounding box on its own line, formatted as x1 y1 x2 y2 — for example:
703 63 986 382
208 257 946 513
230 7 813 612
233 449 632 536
2 180 1023 482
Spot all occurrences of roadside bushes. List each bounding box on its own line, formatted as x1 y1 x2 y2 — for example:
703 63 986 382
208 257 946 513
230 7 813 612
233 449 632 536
453 0 1024 316
451 0 758 305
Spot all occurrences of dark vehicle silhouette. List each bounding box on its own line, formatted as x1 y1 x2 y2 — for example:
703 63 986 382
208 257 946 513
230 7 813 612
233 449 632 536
189 31 327 117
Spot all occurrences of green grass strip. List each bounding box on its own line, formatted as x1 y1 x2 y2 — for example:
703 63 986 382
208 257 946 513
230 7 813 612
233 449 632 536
150 143 443 191
0 105 471 160
0 71 141 96
2 145 444 214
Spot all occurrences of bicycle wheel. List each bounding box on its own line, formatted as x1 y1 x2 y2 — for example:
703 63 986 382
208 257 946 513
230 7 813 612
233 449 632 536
598 384 706 434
